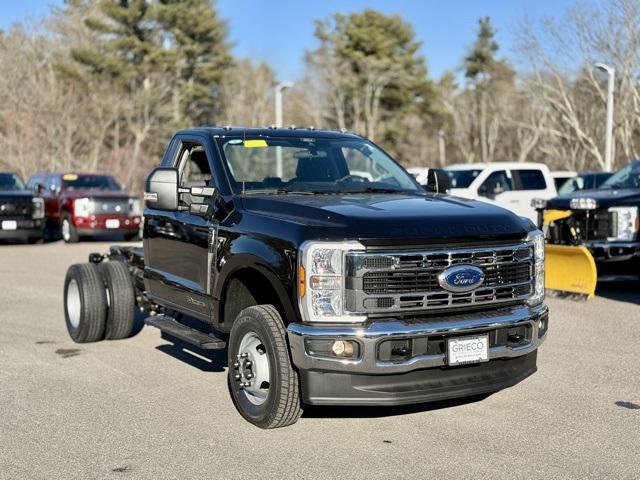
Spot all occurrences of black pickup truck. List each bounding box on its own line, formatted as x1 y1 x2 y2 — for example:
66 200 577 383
543 160 640 276
63 127 548 428
0 172 44 243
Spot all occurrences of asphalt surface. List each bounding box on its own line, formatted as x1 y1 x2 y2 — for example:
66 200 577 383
0 240 639 480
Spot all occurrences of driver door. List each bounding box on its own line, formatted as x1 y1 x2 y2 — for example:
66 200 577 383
144 138 217 320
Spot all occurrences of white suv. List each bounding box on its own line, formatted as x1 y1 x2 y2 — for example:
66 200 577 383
445 162 557 222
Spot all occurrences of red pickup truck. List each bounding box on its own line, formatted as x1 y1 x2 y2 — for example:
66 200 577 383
27 173 142 243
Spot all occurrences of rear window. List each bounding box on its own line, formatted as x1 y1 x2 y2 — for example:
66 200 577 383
516 170 547 190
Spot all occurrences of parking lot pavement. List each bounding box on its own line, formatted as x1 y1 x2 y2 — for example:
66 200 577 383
0 241 639 480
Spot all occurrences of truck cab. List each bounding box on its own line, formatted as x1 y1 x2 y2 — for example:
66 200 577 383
446 162 557 222
63 127 548 429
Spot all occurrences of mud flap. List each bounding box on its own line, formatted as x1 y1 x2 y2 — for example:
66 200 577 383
544 244 597 298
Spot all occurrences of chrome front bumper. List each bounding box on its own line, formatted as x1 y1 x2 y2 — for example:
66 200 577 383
287 303 548 375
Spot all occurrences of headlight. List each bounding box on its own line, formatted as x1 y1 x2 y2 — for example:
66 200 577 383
527 230 545 306
609 206 639 241
570 197 598 210
31 197 45 219
129 198 142 215
298 241 366 323
73 198 94 217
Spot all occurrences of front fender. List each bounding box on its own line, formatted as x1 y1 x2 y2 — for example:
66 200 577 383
213 235 299 327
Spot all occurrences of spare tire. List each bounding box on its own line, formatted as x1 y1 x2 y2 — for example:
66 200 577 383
98 261 136 340
64 263 107 343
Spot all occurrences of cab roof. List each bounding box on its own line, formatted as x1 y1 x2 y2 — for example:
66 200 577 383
176 126 363 140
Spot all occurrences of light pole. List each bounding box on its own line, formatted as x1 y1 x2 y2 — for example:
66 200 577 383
595 63 615 172
274 81 293 177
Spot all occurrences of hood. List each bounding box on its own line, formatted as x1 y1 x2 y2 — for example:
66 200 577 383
239 193 531 245
0 190 33 199
548 188 640 210
61 189 132 200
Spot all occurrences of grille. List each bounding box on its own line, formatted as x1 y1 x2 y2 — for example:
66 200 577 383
0 197 31 217
548 210 613 243
92 198 129 215
346 243 534 313
363 262 531 294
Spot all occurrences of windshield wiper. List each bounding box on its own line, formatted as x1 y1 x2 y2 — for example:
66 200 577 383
241 188 316 195
337 187 408 194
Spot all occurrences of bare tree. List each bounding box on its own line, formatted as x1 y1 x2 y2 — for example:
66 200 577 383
515 0 640 171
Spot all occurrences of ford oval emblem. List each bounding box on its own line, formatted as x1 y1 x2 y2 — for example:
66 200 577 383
438 265 485 293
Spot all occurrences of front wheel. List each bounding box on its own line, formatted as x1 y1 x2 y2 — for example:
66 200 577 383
228 305 303 429
61 214 79 243
123 232 140 242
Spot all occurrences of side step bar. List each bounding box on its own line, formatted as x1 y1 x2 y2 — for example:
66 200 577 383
145 314 226 350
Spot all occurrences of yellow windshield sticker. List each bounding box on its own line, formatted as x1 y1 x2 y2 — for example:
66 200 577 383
63 174 78 181
243 139 268 148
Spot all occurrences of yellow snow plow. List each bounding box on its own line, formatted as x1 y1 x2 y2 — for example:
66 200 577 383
541 209 598 299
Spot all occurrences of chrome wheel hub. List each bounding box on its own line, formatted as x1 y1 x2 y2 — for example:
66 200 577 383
233 332 270 405
67 279 81 328
62 219 70 241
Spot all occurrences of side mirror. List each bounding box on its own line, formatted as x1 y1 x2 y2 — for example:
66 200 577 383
421 168 450 194
35 183 45 194
145 167 179 211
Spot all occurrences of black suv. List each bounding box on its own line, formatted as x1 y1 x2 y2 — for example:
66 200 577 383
0 172 44 243
62 127 548 428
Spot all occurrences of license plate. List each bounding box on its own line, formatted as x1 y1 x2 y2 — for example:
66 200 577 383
447 334 489 366
1 220 17 231
105 219 120 229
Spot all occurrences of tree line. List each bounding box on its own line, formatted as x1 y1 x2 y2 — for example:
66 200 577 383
1 0 639 191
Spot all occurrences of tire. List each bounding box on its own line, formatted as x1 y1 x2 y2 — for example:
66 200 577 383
228 305 303 429
64 263 107 343
98 261 136 340
123 232 140 242
61 214 79 243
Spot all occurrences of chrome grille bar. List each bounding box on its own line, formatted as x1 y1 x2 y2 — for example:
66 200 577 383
345 242 534 314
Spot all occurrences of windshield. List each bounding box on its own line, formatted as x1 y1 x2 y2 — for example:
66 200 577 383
62 174 121 191
446 169 481 188
0 173 26 191
600 163 640 190
217 137 421 194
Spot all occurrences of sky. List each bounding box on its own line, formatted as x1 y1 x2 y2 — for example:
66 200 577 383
0 0 578 80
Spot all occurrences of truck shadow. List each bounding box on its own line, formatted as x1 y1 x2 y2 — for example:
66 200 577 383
302 393 492 419
596 278 640 305
155 343 228 372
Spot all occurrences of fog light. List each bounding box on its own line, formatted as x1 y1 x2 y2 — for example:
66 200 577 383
332 340 354 357
305 339 359 359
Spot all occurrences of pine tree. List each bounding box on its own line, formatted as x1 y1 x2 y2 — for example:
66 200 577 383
463 17 512 163
71 0 160 87
71 0 231 126
307 9 434 144
464 17 499 83
155 0 232 126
